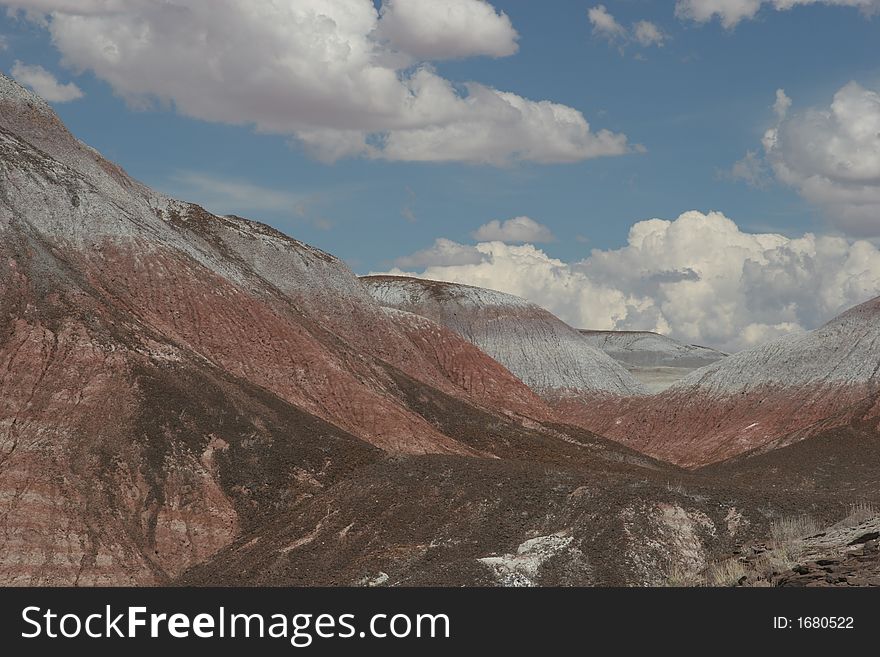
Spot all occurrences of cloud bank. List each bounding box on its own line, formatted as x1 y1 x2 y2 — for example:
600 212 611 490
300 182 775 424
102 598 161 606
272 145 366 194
2 0 632 165
378 211 880 352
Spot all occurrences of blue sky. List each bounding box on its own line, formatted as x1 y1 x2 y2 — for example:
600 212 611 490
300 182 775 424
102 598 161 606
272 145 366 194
2 1 880 349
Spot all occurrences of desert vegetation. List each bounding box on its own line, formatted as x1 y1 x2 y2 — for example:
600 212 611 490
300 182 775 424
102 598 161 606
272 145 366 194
667 506 879 587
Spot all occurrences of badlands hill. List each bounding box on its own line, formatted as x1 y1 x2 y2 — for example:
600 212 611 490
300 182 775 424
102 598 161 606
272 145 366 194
592 297 880 467
3 72 879 587
579 330 727 392
362 276 647 399
0 72 731 586
0 71 586 584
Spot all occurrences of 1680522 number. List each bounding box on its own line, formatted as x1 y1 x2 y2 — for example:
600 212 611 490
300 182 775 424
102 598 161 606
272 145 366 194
798 617 854 629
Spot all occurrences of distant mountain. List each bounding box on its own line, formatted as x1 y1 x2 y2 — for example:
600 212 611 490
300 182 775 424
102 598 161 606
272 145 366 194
578 330 727 392
362 276 647 400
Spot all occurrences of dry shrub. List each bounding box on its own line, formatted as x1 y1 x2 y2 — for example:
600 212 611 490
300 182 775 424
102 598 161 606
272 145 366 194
663 564 697 587
770 515 819 546
841 502 877 527
705 559 747 587
754 546 797 579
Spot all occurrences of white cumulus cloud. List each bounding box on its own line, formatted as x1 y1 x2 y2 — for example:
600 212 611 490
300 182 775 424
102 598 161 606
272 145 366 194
773 88 792 118
377 211 880 352
472 216 555 243
1 0 632 165
4 0 122 12
377 0 518 60
10 61 83 102
745 82 880 236
393 238 487 268
675 0 880 28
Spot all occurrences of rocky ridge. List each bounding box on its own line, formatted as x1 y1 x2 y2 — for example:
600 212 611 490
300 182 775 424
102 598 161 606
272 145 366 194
362 275 648 399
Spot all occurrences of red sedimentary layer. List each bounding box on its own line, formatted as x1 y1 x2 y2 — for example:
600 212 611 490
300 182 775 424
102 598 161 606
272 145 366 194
1 70 578 582
0 260 238 584
560 383 878 468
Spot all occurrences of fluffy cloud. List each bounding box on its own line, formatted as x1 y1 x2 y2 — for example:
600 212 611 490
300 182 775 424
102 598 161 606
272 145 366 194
393 238 486 268
376 0 518 60
2 0 631 165
472 216 555 243
3 0 121 11
755 82 880 236
378 211 880 352
373 81 632 165
10 61 83 102
675 0 880 28
589 5 668 48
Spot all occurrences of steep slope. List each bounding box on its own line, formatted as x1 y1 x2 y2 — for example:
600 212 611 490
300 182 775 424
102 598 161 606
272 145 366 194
379 307 557 423
362 276 647 402
0 71 567 450
0 245 384 583
590 297 880 467
579 330 727 392
0 72 575 584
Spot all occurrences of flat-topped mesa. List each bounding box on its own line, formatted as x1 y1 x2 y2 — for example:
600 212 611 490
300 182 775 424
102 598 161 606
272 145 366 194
362 275 648 399
579 329 727 392
591 294 880 467
578 330 726 369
